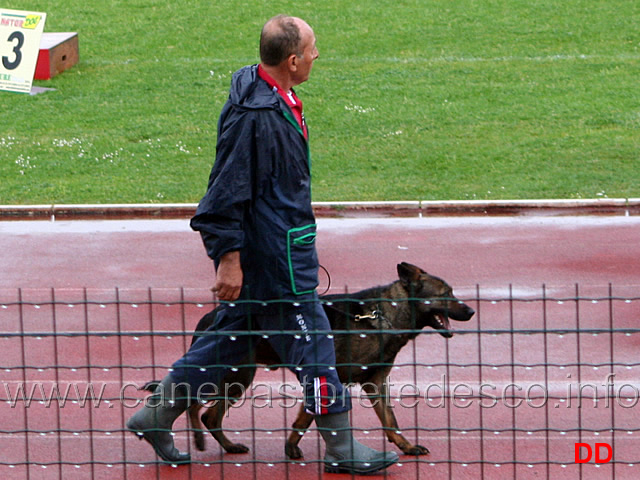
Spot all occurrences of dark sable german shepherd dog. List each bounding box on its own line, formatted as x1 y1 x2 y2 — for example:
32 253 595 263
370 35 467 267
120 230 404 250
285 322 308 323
144 262 474 458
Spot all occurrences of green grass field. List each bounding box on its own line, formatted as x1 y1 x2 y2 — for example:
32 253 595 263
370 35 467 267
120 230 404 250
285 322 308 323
1 1 638 204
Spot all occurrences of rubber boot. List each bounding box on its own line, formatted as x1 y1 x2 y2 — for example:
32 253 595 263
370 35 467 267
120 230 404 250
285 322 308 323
315 411 399 474
126 374 191 463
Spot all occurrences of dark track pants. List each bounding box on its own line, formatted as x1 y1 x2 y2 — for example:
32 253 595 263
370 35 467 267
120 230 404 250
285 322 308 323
170 299 351 415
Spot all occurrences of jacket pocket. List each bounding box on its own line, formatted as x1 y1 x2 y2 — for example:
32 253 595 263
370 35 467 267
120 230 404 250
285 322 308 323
287 224 319 295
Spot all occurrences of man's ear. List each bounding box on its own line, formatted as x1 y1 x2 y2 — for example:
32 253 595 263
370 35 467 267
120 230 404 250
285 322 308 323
287 54 298 72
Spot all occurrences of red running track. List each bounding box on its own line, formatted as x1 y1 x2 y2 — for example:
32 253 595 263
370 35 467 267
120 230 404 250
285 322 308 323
0 215 639 480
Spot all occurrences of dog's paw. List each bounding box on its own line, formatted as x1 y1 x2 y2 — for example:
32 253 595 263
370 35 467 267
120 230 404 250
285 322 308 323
224 443 250 454
403 444 430 456
285 443 304 460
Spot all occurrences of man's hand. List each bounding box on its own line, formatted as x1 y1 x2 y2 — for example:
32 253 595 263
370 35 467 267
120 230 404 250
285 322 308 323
212 251 243 302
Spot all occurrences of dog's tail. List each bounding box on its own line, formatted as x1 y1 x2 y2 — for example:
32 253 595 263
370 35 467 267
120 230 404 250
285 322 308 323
142 380 160 392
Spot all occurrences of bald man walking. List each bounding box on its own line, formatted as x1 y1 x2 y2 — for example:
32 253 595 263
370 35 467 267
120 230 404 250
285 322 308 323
127 15 398 475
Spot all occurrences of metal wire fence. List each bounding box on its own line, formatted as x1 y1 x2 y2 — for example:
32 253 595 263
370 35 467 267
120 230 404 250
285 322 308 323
0 285 639 480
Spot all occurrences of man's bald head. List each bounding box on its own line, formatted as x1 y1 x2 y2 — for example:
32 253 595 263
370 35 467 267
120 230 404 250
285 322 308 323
260 15 306 66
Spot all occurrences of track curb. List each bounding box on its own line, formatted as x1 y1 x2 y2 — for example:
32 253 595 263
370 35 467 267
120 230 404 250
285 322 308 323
0 199 639 221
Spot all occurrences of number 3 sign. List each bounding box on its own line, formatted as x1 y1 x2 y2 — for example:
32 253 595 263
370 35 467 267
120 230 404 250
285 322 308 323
0 9 46 94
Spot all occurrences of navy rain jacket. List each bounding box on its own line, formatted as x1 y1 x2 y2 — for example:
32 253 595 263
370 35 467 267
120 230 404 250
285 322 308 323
190 65 319 301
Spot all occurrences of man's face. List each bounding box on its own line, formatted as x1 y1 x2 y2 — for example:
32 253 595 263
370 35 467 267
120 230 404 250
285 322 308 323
292 21 319 86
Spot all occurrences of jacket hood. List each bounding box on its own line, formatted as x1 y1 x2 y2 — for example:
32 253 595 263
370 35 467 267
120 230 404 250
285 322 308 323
229 65 278 111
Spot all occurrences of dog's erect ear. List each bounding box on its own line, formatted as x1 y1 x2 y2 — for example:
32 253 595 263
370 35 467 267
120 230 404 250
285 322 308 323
397 262 425 289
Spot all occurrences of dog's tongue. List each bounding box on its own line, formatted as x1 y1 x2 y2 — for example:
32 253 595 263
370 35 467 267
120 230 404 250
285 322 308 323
437 313 451 331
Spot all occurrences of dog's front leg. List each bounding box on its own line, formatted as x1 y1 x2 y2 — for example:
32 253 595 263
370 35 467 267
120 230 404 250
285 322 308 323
199 365 257 455
285 403 314 459
200 397 251 454
188 404 208 451
362 375 430 456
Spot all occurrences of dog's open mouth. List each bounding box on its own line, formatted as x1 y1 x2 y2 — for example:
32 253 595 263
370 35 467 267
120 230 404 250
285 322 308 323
434 313 453 338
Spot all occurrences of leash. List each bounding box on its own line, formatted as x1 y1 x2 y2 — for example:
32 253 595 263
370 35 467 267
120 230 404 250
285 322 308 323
324 301 393 330
354 309 382 323
354 307 393 330
319 264 331 295
318 265 391 329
